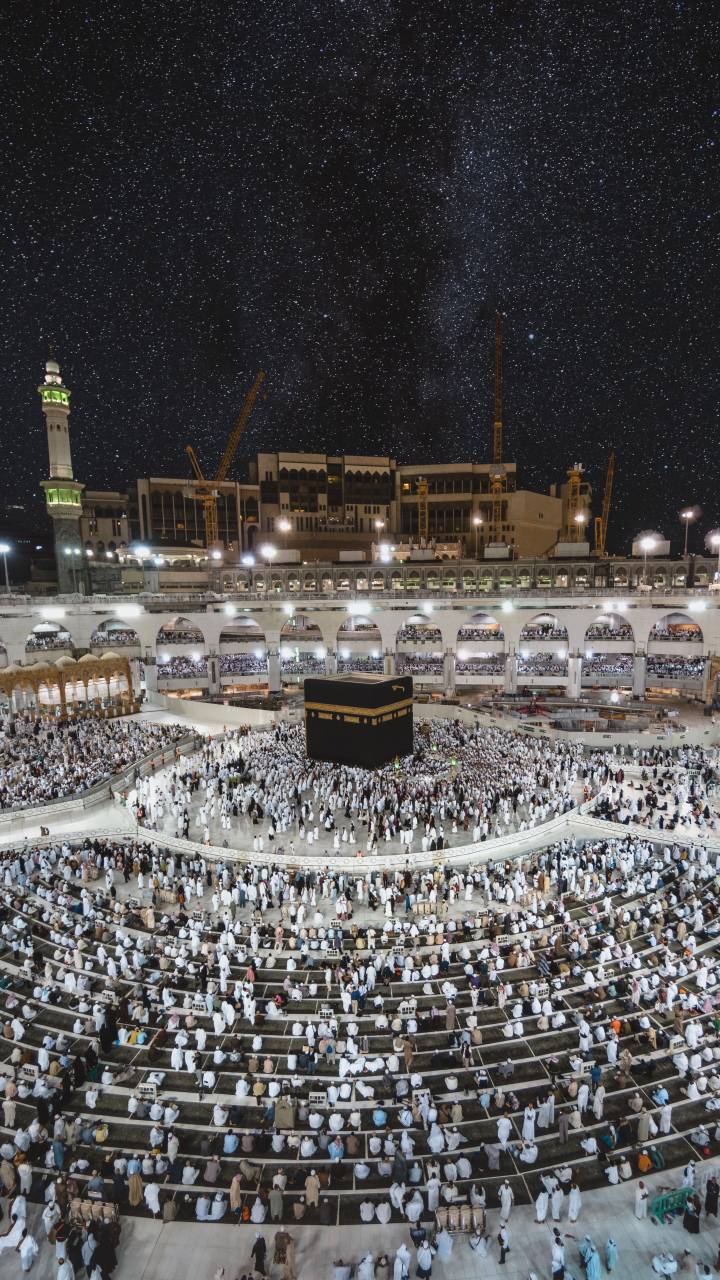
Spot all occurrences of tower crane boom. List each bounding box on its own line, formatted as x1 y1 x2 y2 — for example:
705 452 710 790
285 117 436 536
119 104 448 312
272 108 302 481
594 450 615 556
216 371 266 483
184 371 265 550
493 311 503 465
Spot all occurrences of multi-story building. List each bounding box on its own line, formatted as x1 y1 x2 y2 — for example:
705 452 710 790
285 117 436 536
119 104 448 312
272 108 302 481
247 452 568 558
128 477 259 552
80 491 130 556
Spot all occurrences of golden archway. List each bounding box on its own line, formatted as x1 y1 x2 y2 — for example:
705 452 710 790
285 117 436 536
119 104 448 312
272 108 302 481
0 651 136 719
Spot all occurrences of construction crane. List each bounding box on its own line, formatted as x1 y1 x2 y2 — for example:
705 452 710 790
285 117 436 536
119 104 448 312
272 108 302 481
185 371 265 549
417 477 429 543
487 312 507 545
489 470 505 545
563 462 585 540
594 450 616 557
493 311 503 465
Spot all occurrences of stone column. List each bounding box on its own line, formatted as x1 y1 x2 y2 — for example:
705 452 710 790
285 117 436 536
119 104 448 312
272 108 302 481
384 650 396 676
130 659 143 698
207 652 221 696
632 650 647 698
443 648 456 695
325 651 337 677
504 648 518 694
144 658 158 696
566 651 582 698
268 647 281 694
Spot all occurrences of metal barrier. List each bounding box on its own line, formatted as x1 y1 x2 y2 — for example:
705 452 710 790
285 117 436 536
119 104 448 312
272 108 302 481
649 1186 692 1221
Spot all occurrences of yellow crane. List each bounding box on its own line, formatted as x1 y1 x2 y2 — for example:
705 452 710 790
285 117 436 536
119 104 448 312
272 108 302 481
493 311 503 465
594 450 616 557
488 312 507 543
185 371 265 549
564 462 585 539
417 477 429 542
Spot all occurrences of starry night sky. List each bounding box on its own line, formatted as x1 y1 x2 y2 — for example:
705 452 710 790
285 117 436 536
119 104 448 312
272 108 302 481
2 0 718 553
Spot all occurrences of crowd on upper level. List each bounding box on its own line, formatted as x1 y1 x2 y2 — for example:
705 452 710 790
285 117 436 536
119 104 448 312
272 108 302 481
156 630 204 647
647 657 706 681
157 658 208 681
396 656 444 676
396 627 442 646
519 624 569 642
220 655 268 676
585 623 634 642
650 624 703 643
90 631 140 649
583 656 634 676
456 625 504 642
518 655 568 677
456 658 506 676
337 658 384 675
25 631 73 654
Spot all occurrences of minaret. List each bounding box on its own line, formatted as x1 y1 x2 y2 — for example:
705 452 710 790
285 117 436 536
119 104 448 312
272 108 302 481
38 355 85 594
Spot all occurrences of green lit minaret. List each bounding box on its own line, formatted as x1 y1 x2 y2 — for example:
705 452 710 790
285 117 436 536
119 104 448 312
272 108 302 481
39 355 85 593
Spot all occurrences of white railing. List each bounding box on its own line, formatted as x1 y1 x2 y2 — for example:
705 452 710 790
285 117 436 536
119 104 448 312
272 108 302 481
3 799 718 872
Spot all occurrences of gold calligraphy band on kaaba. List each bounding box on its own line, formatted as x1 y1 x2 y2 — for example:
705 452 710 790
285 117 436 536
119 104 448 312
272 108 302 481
304 698 413 717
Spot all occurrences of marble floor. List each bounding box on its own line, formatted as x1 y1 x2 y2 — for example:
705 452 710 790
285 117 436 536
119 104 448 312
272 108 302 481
2 1164 720 1280
132 738 576 866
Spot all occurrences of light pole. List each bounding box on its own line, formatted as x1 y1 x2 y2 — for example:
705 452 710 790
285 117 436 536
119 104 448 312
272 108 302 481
574 511 588 541
639 534 657 586
0 542 10 593
680 508 695 558
64 547 78 592
710 532 720 580
259 544 277 592
277 518 291 564
472 515 482 560
131 544 150 589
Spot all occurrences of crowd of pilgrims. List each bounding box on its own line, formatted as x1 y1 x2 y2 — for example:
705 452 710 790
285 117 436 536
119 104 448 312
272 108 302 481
281 657 325 676
89 631 140 649
25 631 73 653
0 827 720 1275
456 625 503 642
395 626 442 645
131 720 601 854
156 630 204 647
337 658 384 675
585 622 634 641
395 656 444 676
220 654 268 676
591 747 719 836
582 655 634 676
157 657 208 681
646 657 706 681
517 656 569 677
0 717 187 811
518 624 569 642
455 658 506 675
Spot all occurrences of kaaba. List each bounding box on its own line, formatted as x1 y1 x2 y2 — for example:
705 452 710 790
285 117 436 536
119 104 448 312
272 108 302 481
304 674 413 768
